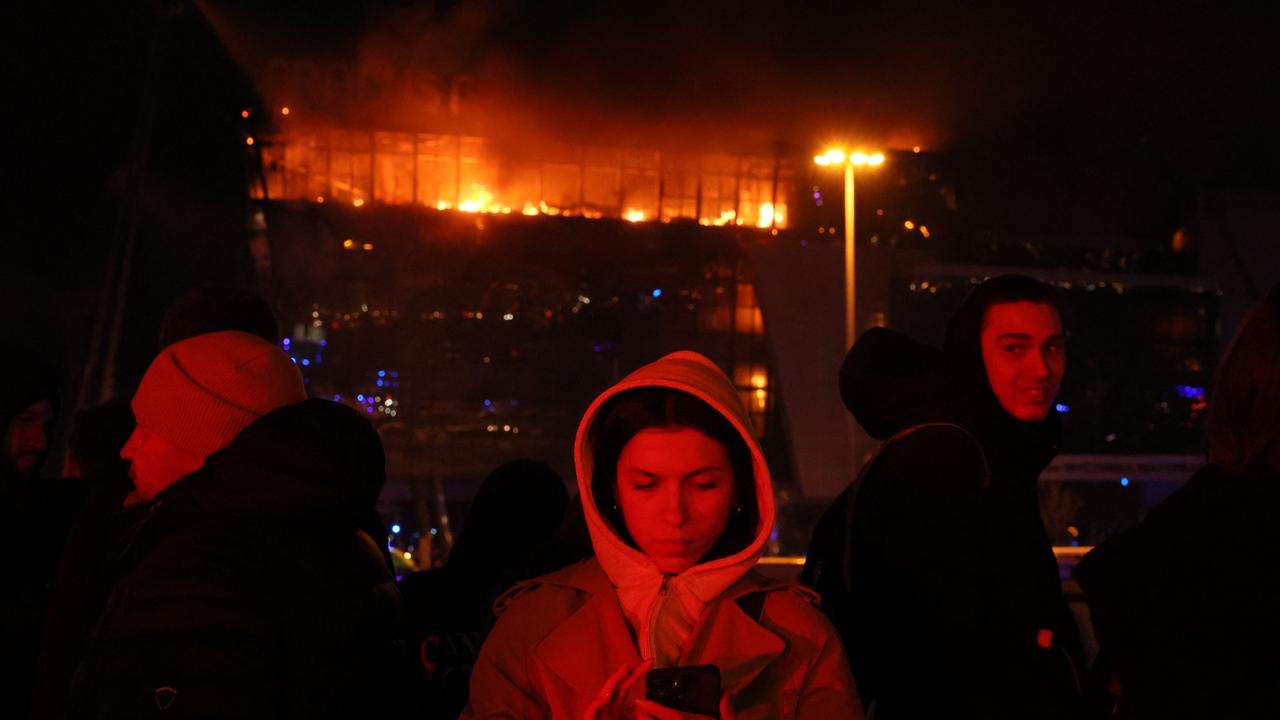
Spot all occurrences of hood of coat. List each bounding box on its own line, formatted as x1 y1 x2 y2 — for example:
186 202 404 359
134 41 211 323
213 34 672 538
157 398 386 521
574 351 775 665
842 284 1062 479
840 326 953 441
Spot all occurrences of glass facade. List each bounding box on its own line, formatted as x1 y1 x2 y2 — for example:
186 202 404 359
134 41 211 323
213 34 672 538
257 130 792 230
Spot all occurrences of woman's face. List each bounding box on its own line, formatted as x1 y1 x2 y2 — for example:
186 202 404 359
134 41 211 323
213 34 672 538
614 425 736 574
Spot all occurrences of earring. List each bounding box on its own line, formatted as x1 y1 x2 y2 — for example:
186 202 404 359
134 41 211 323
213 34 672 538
734 505 743 514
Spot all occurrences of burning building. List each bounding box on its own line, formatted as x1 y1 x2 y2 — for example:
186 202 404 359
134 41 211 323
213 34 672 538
240 92 827 563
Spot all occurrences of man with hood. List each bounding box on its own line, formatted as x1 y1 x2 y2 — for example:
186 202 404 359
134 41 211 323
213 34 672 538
465 351 859 718
804 275 1084 719
62 330 408 717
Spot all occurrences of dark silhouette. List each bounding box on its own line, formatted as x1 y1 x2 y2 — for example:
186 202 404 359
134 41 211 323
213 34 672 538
158 285 278 348
1 345 66 719
1076 285 1280 719
65 398 135 482
400 459 569 719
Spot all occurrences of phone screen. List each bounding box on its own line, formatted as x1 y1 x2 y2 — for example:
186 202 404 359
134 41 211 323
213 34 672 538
644 664 720 718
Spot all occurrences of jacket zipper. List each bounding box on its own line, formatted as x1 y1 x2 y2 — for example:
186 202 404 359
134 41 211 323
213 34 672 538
644 575 672 661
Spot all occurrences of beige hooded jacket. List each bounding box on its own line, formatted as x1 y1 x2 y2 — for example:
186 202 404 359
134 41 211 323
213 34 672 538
464 352 861 719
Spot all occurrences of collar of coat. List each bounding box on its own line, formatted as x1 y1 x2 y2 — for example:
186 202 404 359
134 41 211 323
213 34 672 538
497 557 811 700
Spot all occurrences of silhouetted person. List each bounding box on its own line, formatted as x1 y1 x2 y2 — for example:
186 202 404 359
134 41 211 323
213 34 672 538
158 285 278 348
804 275 1084 719
1076 285 1280 719
64 397 135 482
1 345 63 718
400 459 569 719
31 399 136 719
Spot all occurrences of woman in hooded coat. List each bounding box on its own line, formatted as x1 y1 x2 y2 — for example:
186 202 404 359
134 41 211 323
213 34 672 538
464 351 860 719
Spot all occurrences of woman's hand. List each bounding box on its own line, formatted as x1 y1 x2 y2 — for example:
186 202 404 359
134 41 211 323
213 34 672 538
634 692 736 720
585 660 654 720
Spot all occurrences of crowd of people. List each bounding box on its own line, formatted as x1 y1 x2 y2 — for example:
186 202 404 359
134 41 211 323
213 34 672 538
2 276 1276 719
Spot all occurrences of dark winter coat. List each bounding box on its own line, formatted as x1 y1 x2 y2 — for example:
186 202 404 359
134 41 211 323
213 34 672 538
30 472 137 719
399 459 570 719
1 346 70 719
804 322 1084 720
65 399 409 719
1075 463 1280 719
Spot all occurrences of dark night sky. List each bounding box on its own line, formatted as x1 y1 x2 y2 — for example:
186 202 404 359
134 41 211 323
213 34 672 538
1 0 1276 394
200 1 1278 180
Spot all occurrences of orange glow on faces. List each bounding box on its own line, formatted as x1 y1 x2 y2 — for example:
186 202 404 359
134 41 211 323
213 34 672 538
614 426 735 574
121 426 204 501
981 301 1066 422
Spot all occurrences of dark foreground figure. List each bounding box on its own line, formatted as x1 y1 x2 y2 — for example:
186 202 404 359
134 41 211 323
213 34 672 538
1077 285 1280 719
39 331 408 718
399 459 570 719
805 276 1084 719
1 346 69 719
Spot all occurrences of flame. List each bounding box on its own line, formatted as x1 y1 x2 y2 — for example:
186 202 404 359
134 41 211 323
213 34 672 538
624 209 646 223
756 202 785 228
711 209 737 226
522 202 540 216
457 185 494 213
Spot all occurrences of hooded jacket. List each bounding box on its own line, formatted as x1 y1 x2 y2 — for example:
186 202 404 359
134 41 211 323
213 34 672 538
64 399 409 719
465 351 860 719
804 280 1084 720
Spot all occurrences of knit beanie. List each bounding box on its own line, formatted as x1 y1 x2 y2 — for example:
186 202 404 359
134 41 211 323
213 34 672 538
131 330 307 461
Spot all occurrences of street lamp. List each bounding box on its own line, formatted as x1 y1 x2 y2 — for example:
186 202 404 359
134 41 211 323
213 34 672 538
814 148 885 350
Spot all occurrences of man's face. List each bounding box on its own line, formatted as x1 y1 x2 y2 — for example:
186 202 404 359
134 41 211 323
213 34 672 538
120 425 204 501
614 426 736 574
981 301 1066 422
3 399 52 479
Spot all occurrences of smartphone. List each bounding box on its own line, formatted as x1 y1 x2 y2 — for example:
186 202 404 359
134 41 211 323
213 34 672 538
645 664 720 718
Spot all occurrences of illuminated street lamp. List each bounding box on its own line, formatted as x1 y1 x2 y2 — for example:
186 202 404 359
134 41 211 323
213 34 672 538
813 148 885 349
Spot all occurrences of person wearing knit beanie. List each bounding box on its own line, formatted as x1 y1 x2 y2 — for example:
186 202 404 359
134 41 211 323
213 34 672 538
122 330 306 501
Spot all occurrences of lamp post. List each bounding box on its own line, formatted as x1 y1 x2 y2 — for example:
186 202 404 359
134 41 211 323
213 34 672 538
814 149 885 350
